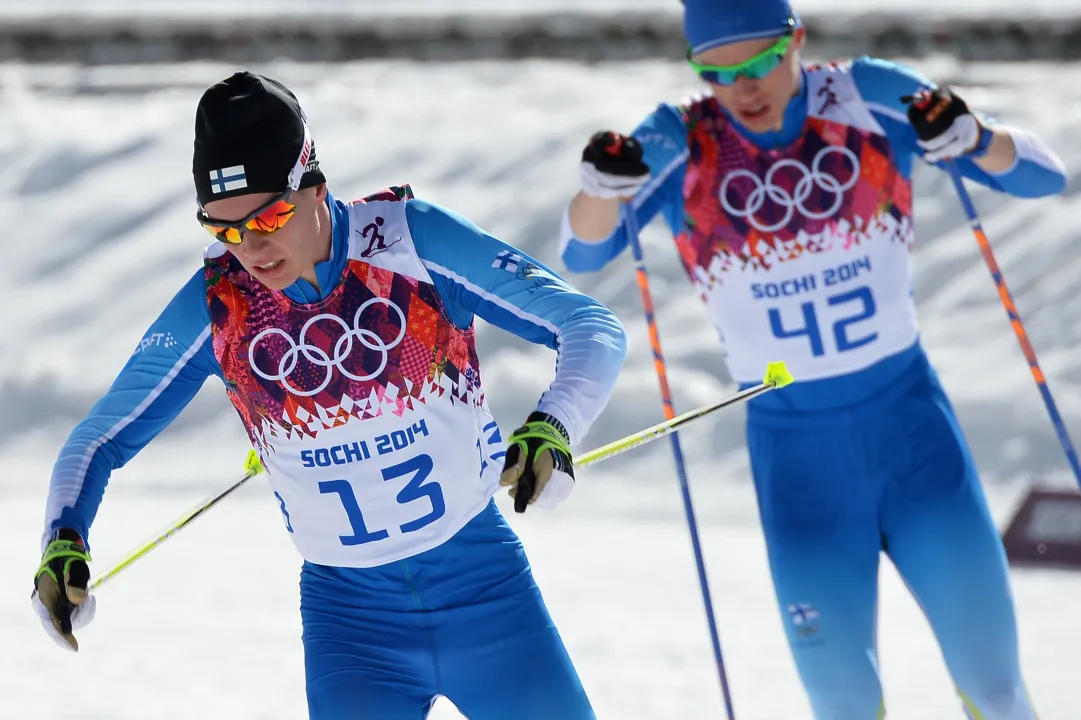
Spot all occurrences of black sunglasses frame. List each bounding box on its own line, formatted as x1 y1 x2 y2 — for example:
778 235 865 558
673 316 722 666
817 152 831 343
196 187 295 233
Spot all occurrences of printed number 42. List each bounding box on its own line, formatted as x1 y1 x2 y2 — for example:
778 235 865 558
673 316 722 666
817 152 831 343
770 286 877 357
317 453 445 546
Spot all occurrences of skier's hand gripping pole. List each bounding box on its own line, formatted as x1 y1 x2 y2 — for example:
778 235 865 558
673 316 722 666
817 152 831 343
499 412 575 513
32 529 94 651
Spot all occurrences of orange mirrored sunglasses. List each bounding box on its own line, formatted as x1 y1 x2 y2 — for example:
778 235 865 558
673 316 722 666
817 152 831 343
196 191 296 245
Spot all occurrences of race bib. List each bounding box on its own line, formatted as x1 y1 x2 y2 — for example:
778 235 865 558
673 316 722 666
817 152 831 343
264 402 504 568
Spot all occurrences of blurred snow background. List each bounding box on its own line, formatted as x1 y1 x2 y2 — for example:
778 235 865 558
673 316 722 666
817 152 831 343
0 3 1079 718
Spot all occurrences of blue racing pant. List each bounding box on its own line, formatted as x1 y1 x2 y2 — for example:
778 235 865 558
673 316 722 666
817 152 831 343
299 499 595 719
747 353 1036 719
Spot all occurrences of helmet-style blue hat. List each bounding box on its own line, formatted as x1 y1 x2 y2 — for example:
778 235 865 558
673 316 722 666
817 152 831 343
683 0 801 55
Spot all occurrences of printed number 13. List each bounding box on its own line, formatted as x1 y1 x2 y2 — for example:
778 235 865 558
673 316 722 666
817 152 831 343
770 286 878 356
317 453 445 546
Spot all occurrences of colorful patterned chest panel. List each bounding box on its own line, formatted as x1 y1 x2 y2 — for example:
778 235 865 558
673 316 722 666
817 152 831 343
204 186 503 568
677 63 919 383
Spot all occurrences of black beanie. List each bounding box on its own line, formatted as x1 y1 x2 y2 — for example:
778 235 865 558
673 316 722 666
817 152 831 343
192 71 325 207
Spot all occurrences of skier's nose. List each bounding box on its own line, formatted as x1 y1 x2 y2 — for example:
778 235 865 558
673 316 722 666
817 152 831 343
240 228 272 248
732 75 760 95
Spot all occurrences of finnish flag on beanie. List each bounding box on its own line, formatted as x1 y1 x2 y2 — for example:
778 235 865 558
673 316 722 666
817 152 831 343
191 71 325 207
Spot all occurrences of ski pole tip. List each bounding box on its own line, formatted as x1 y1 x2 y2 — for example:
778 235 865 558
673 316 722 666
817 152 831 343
764 361 794 389
244 449 265 476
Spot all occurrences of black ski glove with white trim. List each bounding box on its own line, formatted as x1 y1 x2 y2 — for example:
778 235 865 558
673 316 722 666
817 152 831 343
579 131 652 199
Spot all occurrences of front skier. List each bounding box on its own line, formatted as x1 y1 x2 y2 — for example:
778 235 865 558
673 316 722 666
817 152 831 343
558 0 1066 717
33 71 627 719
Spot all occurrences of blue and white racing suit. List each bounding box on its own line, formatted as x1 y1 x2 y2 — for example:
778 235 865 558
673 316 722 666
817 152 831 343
560 58 1066 719
44 185 628 719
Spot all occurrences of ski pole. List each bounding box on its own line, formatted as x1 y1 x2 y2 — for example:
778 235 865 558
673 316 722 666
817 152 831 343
577 360 792 468
89 449 265 592
946 163 1081 488
620 200 739 719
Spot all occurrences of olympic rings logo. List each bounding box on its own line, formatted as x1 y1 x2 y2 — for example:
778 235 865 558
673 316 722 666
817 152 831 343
720 146 861 233
249 297 407 397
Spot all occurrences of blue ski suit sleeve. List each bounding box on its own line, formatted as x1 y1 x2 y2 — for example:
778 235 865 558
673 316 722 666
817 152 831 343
405 198 628 446
42 269 219 549
559 105 689 274
851 56 1067 197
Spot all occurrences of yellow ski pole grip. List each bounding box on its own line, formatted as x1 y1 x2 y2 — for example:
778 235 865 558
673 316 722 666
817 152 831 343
764 360 794 389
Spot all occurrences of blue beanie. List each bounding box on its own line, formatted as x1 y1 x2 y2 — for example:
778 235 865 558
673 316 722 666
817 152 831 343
683 0 801 55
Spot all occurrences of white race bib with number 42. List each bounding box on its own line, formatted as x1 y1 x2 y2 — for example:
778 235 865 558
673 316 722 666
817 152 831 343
708 230 918 384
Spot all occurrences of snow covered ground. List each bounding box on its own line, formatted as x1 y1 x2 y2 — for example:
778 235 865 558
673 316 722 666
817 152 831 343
1 57 1080 718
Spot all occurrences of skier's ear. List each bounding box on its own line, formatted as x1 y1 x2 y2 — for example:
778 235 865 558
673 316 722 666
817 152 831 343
791 26 807 51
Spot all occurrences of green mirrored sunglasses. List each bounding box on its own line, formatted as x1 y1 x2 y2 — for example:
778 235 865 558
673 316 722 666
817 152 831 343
686 33 793 86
